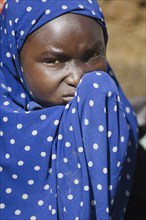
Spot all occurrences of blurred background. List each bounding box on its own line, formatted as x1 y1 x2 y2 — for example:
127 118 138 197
0 0 4 13
98 0 145 99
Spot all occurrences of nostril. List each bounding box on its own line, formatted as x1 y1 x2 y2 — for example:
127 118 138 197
66 68 85 87
66 74 81 87
65 60 86 87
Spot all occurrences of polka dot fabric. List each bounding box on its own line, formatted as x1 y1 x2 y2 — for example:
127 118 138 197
0 1 138 220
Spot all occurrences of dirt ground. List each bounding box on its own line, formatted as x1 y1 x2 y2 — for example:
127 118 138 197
98 0 145 99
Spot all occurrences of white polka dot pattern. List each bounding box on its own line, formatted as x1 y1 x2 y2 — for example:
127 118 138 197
0 0 138 220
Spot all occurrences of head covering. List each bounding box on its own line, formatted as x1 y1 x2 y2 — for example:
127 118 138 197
0 0 108 108
0 1 138 220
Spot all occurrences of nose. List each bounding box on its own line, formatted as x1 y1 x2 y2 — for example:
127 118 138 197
65 60 86 87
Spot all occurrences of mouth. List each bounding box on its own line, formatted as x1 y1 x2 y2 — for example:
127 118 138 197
62 96 74 103
62 93 75 103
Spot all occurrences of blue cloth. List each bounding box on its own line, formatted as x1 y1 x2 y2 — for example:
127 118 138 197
0 0 138 219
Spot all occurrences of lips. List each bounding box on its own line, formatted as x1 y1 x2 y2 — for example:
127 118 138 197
64 91 75 96
62 92 75 103
62 96 74 102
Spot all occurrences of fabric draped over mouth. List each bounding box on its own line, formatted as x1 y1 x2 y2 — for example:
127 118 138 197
0 1 138 220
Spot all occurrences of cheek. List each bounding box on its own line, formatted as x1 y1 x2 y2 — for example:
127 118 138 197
100 58 107 72
23 64 65 99
22 65 52 94
20 54 52 92
88 57 107 72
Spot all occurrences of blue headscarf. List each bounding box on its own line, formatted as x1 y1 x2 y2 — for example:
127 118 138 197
0 1 138 220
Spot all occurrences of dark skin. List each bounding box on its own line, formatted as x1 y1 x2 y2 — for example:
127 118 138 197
20 14 107 107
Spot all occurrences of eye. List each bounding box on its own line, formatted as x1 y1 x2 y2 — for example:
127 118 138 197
54 60 60 64
92 51 99 57
44 59 61 65
81 51 100 62
81 45 106 63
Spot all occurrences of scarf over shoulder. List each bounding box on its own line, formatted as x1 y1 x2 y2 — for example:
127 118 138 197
0 1 138 219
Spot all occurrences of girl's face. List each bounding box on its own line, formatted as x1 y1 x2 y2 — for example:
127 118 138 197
20 14 107 107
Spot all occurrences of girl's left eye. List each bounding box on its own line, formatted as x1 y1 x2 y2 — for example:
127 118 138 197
81 51 100 62
92 52 99 57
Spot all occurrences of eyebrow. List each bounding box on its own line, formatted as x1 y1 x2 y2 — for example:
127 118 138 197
39 40 104 59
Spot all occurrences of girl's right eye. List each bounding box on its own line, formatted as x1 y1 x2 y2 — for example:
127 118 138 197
44 59 60 65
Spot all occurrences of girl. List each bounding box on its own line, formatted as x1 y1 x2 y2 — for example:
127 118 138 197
0 1 138 219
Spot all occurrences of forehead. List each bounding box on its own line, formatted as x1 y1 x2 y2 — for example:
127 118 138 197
24 13 104 53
